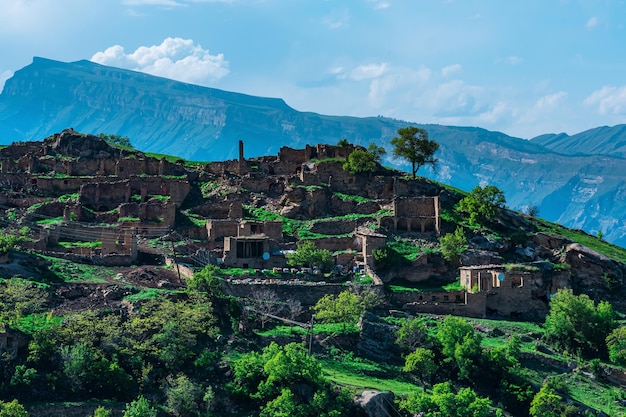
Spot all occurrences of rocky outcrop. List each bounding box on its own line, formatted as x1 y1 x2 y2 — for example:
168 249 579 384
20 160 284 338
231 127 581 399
356 390 395 417
563 243 625 295
460 249 503 266
357 312 397 362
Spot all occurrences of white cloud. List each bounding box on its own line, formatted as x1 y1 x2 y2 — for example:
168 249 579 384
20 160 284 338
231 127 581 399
584 86 626 115
322 9 349 30
367 0 390 10
91 37 229 85
534 91 567 111
503 55 522 66
586 16 599 30
349 63 388 81
0 70 14 92
441 64 462 77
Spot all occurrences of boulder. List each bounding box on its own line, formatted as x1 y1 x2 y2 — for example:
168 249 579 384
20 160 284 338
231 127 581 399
469 235 505 252
356 390 395 417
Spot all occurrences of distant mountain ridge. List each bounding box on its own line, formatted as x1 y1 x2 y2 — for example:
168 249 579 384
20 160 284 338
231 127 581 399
531 125 626 158
1 57 625 247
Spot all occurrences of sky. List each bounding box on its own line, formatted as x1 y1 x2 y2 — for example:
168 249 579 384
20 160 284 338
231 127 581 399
1 0 626 139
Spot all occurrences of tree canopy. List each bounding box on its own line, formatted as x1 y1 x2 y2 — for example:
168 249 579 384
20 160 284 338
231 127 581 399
313 290 362 329
544 289 616 357
286 241 333 272
391 127 439 179
458 185 506 225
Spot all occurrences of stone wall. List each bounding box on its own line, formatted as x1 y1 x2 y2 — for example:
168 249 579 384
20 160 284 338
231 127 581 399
222 280 349 307
397 291 488 318
311 236 357 252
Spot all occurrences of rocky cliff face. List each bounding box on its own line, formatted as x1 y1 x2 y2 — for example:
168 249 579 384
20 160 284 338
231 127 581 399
1 57 625 247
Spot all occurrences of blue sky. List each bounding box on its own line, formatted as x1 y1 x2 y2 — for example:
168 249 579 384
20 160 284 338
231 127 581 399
1 0 625 139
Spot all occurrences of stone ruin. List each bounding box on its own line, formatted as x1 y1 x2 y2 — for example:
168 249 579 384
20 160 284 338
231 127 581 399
2 131 606 322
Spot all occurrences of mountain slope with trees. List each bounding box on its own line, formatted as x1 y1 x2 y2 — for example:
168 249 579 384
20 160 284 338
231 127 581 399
1 57 625 248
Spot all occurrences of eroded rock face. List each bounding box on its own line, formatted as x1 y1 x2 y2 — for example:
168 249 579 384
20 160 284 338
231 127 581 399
356 390 395 417
563 243 625 294
357 312 397 362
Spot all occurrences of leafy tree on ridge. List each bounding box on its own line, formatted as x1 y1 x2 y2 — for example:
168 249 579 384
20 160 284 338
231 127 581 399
391 126 439 179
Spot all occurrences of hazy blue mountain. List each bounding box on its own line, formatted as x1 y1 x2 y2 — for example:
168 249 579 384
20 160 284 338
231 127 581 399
1 57 625 247
531 125 626 158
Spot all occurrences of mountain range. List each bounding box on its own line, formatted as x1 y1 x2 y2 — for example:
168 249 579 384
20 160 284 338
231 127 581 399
1 57 625 247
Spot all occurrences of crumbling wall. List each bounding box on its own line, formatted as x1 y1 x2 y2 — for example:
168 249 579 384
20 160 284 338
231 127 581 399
399 291 487 318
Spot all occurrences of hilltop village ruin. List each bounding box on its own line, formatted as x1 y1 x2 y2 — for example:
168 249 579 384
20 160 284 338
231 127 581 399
0 129 622 320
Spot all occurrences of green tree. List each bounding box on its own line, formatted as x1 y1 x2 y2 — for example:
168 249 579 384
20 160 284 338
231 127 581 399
187 264 222 296
391 127 439 179
529 385 565 417
372 245 404 270
312 290 365 331
98 133 132 148
165 373 202 417
337 138 350 147
230 342 350 417
286 241 333 272
0 231 19 254
395 316 430 353
123 396 157 417
606 326 626 366
342 149 377 175
544 289 616 357
399 382 496 417
367 143 386 163
92 407 111 417
458 185 506 225
439 226 467 263
0 400 29 417
403 348 437 385
436 316 482 380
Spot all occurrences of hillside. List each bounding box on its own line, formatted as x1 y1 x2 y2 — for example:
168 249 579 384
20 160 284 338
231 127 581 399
1 58 626 247
0 130 626 416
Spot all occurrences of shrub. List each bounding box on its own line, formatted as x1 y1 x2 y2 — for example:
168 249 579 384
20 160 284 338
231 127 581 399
123 396 157 417
439 227 467 262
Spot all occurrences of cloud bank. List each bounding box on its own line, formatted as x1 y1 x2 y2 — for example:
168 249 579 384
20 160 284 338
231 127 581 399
91 37 229 85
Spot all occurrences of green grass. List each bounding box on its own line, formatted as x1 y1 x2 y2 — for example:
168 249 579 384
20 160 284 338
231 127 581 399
36 217 64 225
333 192 373 203
184 212 207 227
147 194 170 201
387 280 463 293
319 357 419 396
15 313 64 334
123 287 173 302
57 193 79 203
218 267 256 277
442 279 463 291
517 366 626 416
118 217 140 223
504 263 540 272
256 323 360 337
58 241 102 249
42 256 113 283
387 239 422 262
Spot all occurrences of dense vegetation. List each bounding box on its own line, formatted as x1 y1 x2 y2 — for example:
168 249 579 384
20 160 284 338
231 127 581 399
0 129 625 416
